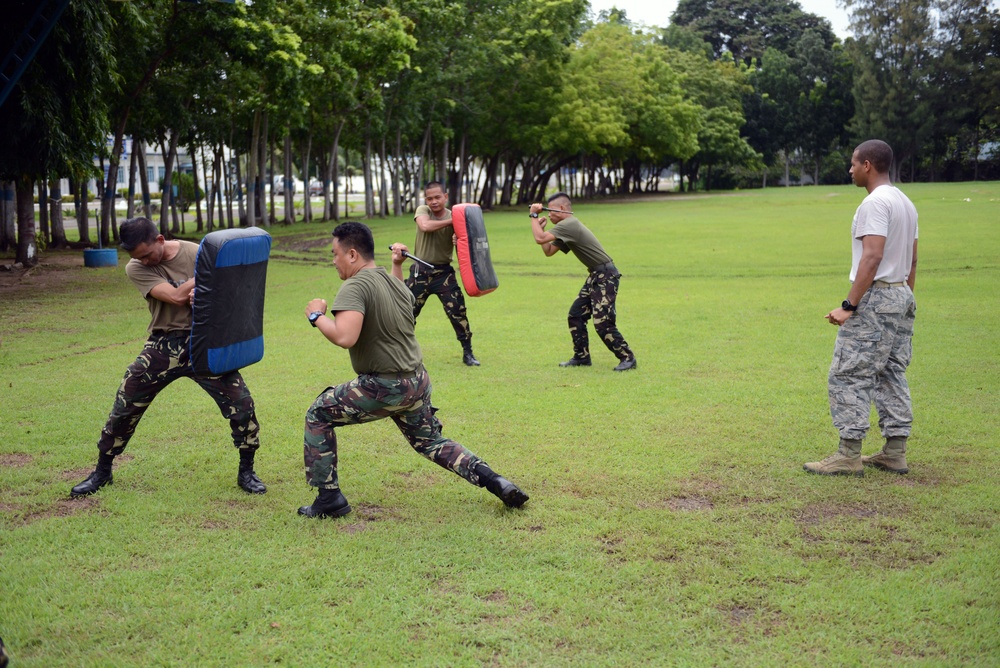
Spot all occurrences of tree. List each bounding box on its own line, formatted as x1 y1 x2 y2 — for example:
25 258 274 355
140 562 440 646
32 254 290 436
0 0 115 265
672 0 837 65
845 0 935 181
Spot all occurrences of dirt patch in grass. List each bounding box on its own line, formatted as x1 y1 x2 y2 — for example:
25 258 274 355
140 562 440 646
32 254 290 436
274 233 330 253
0 250 88 300
666 496 714 511
16 496 103 526
515 524 544 533
336 502 396 534
795 502 940 568
0 453 33 468
479 590 508 603
796 502 878 524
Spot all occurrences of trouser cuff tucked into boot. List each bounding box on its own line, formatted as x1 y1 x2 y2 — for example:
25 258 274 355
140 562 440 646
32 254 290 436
237 449 267 494
474 463 529 508
298 487 352 519
862 437 909 474
70 453 115 497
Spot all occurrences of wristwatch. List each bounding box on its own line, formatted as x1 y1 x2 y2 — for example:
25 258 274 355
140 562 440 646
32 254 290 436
841 299 857 312
529 212 539 218
308 311 324 327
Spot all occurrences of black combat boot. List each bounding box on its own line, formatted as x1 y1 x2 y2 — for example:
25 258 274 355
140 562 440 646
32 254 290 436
70 453 115 497
474 462 529 508
462 348 480 366
237 449 267 494
298 488 352 518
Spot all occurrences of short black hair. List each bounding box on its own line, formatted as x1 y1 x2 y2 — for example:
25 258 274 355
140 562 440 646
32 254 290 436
855 140 893 174
331 221 375 260
547 191 571 206
119 217 159 251
424 181 446 194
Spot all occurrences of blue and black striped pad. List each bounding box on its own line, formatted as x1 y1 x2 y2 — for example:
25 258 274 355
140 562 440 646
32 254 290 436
190 227 271 376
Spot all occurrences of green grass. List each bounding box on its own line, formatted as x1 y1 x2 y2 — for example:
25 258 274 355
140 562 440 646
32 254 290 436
2 183 998 666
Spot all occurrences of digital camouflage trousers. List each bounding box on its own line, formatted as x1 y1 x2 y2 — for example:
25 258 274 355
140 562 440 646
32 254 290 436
829 286 916 441
303 368 486 490
406 264 472 346
567 270 634 362
97 332 260 455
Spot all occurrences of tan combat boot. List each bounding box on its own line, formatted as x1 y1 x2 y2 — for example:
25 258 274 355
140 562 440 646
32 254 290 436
861 436 909 474
803 438 864 477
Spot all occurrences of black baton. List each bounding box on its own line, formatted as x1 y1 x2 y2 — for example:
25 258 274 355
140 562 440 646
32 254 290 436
388 245 434 269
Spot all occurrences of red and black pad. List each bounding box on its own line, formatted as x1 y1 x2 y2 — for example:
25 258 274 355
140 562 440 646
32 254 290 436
190 227 271 376
451 203 498 297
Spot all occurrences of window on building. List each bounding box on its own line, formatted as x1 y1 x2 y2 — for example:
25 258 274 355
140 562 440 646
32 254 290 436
118 169 125 184
158 167 166 181
147 167 154 183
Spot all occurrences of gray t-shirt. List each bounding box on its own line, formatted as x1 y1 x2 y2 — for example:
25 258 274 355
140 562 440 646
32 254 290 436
125 240 198 334
550 216 613 271
850 184 919 284
331 267 423 374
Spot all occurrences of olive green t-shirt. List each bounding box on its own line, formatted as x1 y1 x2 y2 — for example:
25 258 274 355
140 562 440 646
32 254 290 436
413 204 454 265
125 240 198 334
331 267 423 375
550 216 613 271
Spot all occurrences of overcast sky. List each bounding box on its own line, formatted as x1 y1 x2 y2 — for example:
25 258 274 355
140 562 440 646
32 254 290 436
588 0 853 39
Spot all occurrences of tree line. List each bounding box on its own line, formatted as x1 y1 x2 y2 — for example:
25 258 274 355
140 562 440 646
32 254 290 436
1 0 997 267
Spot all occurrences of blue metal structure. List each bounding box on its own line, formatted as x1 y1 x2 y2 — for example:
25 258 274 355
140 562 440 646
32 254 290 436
0 0 72 110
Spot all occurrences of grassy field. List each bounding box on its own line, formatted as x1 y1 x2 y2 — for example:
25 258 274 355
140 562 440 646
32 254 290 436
1 183 998 666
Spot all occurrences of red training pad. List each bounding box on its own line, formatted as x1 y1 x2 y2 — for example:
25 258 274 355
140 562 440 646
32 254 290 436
451 203 499 297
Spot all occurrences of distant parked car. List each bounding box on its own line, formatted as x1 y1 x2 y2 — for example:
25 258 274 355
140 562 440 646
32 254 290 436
308 179 324 197
274 176 303 196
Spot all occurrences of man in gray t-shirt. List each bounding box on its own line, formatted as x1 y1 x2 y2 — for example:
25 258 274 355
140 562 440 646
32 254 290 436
804 139 919 477
297 222 527 518
529 193 636 371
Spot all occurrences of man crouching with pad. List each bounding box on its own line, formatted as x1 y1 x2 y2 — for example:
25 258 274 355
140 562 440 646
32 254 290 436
297 222 528 518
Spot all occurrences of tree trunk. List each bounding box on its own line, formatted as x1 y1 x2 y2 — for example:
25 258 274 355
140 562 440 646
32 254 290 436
302 132 313 223
0 181 12 251
283 131 294 224
414 122 431 210
264 114 273 227
364 135 375 218
101 131 125 249
378 135 389 217
77 179 91 243
169 141 181 234
246 109 261 227
328 121 344 221
136 139 152 220
126 140 138 219
49 177 67 248
159 132 180 235
190 141 203 231
15 176 38 267
390 128 403 216
38 180 49 248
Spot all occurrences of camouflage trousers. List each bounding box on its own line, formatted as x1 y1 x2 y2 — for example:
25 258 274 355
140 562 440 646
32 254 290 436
97 332 260 455
303 367 486 490
829 286 916 441
406 264 472 347
568 270 634 362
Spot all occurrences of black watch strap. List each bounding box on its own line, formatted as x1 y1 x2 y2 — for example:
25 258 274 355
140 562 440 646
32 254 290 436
309 311 324 326
842 299 856 312
529 212 539 218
